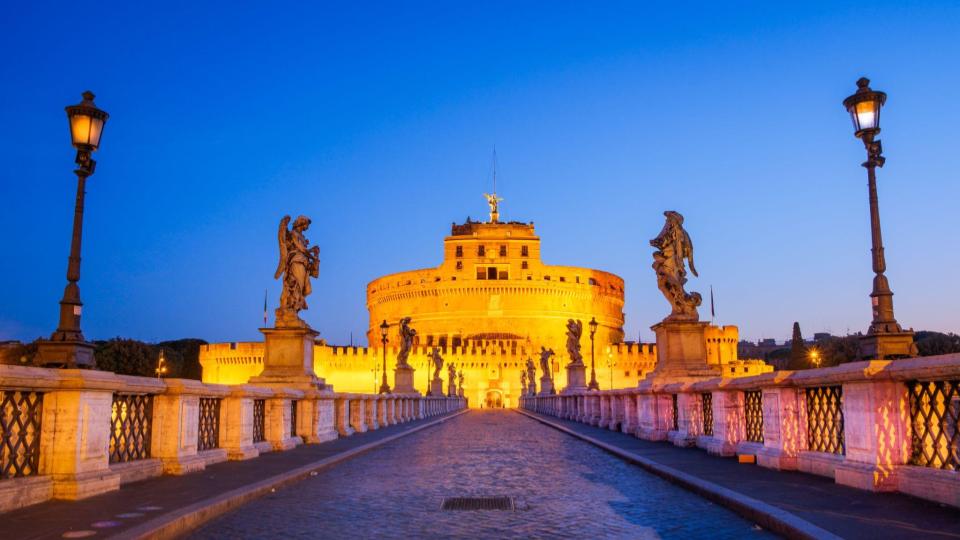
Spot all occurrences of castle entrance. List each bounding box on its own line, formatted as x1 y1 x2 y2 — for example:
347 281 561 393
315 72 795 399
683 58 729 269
484 389 504 408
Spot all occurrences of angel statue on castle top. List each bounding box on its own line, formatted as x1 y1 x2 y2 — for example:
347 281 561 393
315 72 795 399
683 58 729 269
274 215 320 326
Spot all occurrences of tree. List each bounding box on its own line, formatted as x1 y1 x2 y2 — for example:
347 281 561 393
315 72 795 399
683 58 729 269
94 338 156 377
914 331 960 357
786 322 808 370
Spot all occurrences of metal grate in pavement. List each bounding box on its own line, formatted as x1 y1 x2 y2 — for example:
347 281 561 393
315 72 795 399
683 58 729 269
441 496 514 511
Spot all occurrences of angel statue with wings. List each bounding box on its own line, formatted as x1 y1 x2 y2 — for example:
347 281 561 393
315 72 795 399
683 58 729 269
650 211 701 321
274 215 320 326
565 319 584 366
483 193 503 223
539 347 555 379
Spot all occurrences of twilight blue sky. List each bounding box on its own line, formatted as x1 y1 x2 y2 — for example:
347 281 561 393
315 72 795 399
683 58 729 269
2 1 958 345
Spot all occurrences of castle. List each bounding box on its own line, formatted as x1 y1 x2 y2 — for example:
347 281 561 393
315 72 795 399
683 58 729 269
200 198 770 407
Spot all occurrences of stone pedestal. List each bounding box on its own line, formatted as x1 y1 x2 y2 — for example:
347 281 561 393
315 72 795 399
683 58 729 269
564 363 587 393
645 320 719 383
35 339 96 369
250 325 329 389
860 331 916 360
430 378 444 397
539 376 555 395
394 365 416 394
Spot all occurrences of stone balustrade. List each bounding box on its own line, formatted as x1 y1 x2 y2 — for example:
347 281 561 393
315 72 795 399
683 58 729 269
520 353 960 509
0 365 466 513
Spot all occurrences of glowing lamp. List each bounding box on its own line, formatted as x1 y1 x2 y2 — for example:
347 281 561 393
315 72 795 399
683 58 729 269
589 317 598 336
66 91 109 151
843 78 885 138
380 319 389 341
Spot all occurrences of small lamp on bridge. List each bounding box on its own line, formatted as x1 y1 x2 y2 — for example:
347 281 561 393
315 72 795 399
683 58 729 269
379 319 390 393
66 91 109 173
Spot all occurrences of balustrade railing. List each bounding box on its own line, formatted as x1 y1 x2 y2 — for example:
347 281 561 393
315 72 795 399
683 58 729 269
805 386 844 455
290 399 298 437
109 393 153 463
197 397 221 452
743 390 763 443
701 392 713 437
908 379 959 471
671 394 678 431
252 399 266 443
0 390 43 479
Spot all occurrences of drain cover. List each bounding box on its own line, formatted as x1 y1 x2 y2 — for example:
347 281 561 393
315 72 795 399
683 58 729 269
441 496 514 511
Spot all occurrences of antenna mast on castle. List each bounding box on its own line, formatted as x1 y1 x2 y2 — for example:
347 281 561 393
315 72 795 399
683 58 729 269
484 147 503 223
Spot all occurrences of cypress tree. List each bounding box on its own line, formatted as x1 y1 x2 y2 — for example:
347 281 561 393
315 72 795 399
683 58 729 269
787 322 808 370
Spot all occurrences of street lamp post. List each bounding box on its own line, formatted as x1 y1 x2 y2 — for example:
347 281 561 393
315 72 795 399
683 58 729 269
587 317 599 390
808 348 821 369
37 91 109 369
605 347 615 391
379 320 391 393
842 78 915 359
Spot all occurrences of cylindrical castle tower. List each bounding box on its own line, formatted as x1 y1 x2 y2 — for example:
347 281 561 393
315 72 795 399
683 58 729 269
366 218 625 352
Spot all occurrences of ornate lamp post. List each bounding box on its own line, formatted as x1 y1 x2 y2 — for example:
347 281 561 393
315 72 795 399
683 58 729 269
605 347 615 391
379 319 391 393
587 317 599 390
37 91 109 368
842 78 915 359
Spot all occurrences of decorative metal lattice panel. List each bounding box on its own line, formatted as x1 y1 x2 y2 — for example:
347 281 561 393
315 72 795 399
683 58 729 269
109 394 153 463
805 386 845 455
701 392 713 437
909 380 960 470
197 397 221 452
671 394 679 431
744 390 764 443
252 399 266 443
441 497 514 511
290 400 298 437
1 391 43 479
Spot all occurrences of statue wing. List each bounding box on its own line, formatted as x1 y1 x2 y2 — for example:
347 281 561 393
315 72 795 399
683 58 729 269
683 229 698 277
274 216 291 279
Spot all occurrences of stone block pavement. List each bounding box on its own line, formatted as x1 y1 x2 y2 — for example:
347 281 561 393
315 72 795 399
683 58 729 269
0 411 466 540
519 410 960 540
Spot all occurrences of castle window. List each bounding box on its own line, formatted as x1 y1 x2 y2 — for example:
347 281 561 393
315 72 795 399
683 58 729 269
544 275 551 281
521 261 528 270
499 245 506 256
455 245 463 257
498 270 508 280
456 261 462 270
526 275 532 280
476 267 486 279
478 245 486 256
488 267 498 280
559 276 566 282
576 276 581 283
589 278 598 286
521 245 529 257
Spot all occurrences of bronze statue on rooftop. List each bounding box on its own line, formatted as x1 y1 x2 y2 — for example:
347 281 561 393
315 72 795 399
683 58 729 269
650 211 701 321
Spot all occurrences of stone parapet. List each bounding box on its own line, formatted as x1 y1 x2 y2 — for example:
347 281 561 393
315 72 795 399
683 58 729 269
519 353 960 510
0 365 467 514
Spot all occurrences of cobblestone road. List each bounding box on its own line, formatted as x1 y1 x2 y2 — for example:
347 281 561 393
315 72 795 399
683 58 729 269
193 411 776 539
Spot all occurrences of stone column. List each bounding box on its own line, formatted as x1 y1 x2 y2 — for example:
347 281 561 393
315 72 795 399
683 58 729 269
265 394 299 451
834 380 910 492
622 391 638 435
756 386 803 471
301 390 337 443
365 396 379 430
376 396 388 427
704 390 744 456
636 391 673 441
39 384 120 500
335 396 354 436
349 396 368 434
151 380 227 475
598 395 610 427
609 394 623 431
668 391 699 448
221 388 262 460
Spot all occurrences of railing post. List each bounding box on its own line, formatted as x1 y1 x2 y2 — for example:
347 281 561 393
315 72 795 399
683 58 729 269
622 391 638 435
265 391 300 451
668 388 698 447
221 386 262 460
334 395 354 436
349 395 368 433
703 388 744 456
636 389 672 441
38 371 122 500
756 385 803 471
834 379 909 491
365 395 380 430
151 380 227 474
